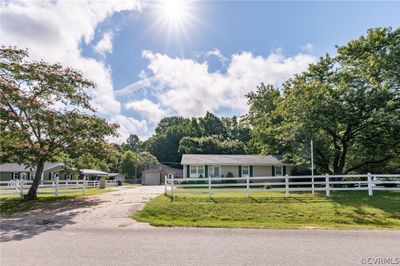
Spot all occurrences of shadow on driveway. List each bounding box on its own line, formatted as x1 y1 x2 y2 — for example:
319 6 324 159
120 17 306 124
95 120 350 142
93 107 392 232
0 197 105 242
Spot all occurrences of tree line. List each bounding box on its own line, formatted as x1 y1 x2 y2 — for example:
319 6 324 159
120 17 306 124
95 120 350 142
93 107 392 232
1 27 399 201
140 27 400 175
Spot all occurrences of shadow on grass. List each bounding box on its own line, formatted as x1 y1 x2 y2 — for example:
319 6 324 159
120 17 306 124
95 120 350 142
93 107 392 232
330 191 400 215
0 197 105 242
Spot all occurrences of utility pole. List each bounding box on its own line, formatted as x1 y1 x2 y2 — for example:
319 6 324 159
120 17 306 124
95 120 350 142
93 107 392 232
135 148 138 184
311 139 315 194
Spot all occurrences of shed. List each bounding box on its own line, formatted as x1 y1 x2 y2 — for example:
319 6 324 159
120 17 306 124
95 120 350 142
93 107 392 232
141 164 183 185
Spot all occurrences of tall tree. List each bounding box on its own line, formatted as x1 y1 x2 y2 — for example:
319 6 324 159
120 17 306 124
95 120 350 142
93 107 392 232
0 47 118 200
119 150 136 179
137 151 158 172
247 27 400 174
179 136 245 154
126 134 141 151
199 111 226 137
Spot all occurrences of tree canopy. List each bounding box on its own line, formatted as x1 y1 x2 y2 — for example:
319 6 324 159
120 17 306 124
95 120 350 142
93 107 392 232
246 27 400 174
0 47 118 200
145 112 251 164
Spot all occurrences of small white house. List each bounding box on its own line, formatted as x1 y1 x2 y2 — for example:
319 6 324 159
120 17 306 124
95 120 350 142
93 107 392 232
181 154 294 178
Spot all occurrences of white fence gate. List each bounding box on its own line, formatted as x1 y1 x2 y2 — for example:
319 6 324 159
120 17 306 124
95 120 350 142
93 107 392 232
165 173 400 199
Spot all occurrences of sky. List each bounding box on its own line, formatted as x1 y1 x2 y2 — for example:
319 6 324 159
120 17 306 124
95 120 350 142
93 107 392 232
1 0 400 143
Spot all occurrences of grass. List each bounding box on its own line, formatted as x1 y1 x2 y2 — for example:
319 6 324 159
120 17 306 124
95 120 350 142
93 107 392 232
133 191 400 229
0 188 114 216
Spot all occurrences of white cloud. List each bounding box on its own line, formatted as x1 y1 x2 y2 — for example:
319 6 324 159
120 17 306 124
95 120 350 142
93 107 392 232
94 31 114 56
301 43 315 53
1 0 142 143
125 99 168 124
119 50 317 117
108 114 148 144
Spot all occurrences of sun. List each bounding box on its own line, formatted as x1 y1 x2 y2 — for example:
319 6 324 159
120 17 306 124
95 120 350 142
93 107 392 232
159 0 188 23
151 0 197 35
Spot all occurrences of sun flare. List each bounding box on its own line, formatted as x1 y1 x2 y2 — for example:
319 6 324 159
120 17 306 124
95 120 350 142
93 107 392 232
159 0 188 23
152 0 197 34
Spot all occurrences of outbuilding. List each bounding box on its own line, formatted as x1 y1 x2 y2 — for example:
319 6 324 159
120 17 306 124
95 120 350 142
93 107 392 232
141 164 183 185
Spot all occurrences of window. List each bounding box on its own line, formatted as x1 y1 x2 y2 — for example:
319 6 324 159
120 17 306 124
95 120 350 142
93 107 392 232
242 166 249 177
275 166 283 176
189 165 205 178
13 173 19 180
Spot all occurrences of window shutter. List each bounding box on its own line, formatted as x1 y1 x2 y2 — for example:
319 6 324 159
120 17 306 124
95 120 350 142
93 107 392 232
238 166 242 177
186 165 190 178
283 166 287 176
205 165 208 177
250 166 253 177
272 166 275 176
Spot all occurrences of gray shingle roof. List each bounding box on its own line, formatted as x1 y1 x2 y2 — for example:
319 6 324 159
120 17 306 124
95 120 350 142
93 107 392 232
142 164 183 175
181 154 292 166
80 169 109 176
0 162 66 172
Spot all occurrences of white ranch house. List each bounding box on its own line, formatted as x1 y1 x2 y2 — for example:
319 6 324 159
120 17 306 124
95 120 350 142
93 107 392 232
181 154 294 178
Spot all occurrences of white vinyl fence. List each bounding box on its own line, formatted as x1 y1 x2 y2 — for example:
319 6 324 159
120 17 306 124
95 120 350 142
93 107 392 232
165 173 400 199
0 176 119 197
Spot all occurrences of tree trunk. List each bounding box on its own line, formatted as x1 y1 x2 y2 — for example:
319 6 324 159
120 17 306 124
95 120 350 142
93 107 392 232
23 160 45 201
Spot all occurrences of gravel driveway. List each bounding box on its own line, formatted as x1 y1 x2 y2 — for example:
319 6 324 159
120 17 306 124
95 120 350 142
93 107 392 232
0 185 165 241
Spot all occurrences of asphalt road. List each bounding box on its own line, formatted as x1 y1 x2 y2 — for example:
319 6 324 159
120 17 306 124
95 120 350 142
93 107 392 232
1 186 399 266
1 227 399 266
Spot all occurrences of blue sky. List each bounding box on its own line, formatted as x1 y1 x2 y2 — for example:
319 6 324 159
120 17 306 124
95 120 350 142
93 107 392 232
1 0 400 142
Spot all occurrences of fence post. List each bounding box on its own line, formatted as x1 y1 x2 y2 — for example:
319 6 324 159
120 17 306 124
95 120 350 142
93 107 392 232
20 179 24 197
208 176 212 197
285 175 289 197
246 176 250 197
164 175 167 195
325 174 330 197
171 175 174 200
83 175 86 195
55 175 59 197
367 172 373 196
311 175 315 195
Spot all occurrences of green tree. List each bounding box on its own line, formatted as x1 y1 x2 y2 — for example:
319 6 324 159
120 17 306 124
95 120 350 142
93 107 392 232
119 151 158 179
247 27 400 174
119 150 136 179
155 116 187 134
221 115 251 143
126 134 141 151
179 136 245 154
199 111 226 137
137 151 158 172
0 47 118 200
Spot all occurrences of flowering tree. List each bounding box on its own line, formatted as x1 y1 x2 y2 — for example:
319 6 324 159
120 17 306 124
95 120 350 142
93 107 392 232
0 47 118 200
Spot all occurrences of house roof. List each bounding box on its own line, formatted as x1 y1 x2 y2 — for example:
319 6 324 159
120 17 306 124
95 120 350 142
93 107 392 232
181 154 292 166
80 169 109 176
142 164 183 175
107 173 121 177
0 162 66 172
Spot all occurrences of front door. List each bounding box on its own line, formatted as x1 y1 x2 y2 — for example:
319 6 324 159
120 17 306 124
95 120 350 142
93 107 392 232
209 166 220 177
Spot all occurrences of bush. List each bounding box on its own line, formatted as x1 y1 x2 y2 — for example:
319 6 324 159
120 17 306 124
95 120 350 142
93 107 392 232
222 172 236 184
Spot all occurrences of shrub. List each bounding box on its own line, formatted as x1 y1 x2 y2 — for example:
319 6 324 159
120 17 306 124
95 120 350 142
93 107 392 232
223 172 236 184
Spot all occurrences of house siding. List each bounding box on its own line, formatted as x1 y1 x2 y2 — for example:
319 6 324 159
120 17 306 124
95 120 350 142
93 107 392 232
253 166 273 177
184 164 293 178
221 166 239 177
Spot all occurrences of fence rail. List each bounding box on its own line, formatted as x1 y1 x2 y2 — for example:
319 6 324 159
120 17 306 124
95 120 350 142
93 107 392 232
165 173 400 199
0 177 119 197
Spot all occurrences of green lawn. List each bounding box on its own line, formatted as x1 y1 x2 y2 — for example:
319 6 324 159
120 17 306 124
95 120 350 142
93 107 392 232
133 191 400 229
0 188 113 216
